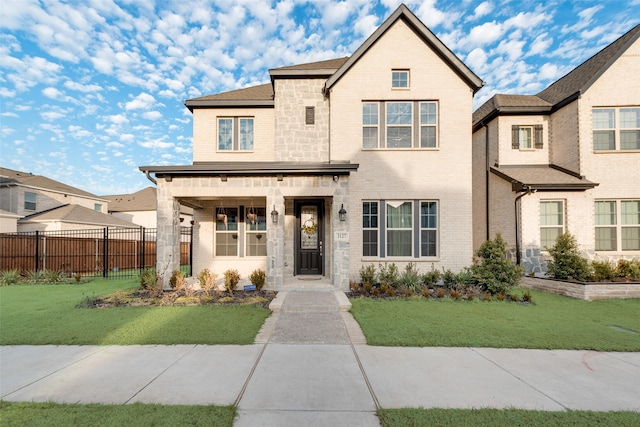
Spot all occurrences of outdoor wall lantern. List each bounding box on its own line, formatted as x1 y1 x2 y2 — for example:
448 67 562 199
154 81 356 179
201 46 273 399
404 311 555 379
338 204 347 221
271 205 279 224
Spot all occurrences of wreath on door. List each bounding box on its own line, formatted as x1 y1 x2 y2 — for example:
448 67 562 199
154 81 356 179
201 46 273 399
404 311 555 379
301 219 318 235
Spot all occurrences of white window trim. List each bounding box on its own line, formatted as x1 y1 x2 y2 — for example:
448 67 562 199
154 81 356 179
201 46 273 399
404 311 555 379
217 117 255 152
539 200 565 250
592 107 640 152
362 101 439 150
594 199 640 252
391 69 410 89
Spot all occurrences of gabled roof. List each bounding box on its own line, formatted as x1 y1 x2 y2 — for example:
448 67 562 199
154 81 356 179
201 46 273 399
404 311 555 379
491 165 598 192
325 4 484 93
473 23 640 130
104 187 158 212
19 204 139 228
537 23 640 105
0 167 105 201
184 83 274 110
269 57 349 77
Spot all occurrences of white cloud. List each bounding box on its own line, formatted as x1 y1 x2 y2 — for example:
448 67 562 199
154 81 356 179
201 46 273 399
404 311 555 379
138 140 174 149
41 111 65 121
466 21 505 47
64 80 103 92
125 92 156 110
142 110 162 120
469 1 493 21
529 33 553 56
42 87 63 99
105 114 129 125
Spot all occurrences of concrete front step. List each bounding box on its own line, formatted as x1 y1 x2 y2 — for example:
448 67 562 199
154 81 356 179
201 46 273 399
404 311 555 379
269 291 352 313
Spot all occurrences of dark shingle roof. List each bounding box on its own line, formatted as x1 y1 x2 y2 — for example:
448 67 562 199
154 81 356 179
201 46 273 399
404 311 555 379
19 204 138 227
187 83 274 102
0 167 103 200
491 165 598 191
537 24 640 105
473 23 640 129
270 57 349 72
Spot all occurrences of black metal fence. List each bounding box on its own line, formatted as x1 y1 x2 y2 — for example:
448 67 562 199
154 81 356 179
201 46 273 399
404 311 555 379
0 227 192 278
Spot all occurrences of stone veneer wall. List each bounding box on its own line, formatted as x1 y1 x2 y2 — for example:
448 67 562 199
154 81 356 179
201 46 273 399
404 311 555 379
521 277 640 300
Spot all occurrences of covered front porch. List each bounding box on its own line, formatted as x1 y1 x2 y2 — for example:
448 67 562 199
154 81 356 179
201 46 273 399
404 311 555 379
140 162 358 290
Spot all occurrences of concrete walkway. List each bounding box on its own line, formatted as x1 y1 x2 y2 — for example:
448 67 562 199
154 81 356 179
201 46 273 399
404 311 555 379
2 291 640 426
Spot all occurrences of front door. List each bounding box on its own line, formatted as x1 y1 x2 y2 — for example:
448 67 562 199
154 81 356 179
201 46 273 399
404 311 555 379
295 200 324 275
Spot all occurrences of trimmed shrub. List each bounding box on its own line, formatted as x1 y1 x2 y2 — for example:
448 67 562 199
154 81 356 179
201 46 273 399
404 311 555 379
421 265 441 287
591 260 615 282
441 269 457 289
470 234 523 294
546 233 592 281
139 269 158 290
197 269 216 291
223 269 240 293
399 262 421 292
378 263 399 288
359 264 377 286
616 259 640 280
249 268 266 290
169 270 186 290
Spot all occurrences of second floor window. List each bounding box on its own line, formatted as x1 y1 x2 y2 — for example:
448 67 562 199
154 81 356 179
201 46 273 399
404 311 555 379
24 192 36 210
511 125 543 149
363 101 438 149
593 107 640 151
218 117 254 151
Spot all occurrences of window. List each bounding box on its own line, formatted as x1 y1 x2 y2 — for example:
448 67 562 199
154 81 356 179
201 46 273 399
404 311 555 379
593 107 640 150
215 205 268 257
24 192 36 210
363 101 438 149
362 103 378 149
362 201 378 256
386 103 412 148
540 201 564 249
218 117 254 151
305 106 315 125
362 200 438 258
391 70 409 88
94 204 102 212
511 125 543 149
595 200 640 251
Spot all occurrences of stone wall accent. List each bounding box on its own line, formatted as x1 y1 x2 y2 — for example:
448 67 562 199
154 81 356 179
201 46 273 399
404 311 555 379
156 181 181 289
522 277 640 300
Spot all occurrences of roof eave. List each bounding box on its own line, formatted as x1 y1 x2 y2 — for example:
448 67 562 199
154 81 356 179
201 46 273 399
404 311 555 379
139 162 359 178
184 99 274 111
325 4 484 93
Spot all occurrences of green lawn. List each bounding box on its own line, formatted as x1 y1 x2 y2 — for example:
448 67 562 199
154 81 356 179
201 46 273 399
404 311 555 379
0 279 270 345
378 408 640 427
350 289 640 350
0 401 235 427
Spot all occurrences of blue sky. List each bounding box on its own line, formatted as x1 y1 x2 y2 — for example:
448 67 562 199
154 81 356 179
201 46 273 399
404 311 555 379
1 0 639 196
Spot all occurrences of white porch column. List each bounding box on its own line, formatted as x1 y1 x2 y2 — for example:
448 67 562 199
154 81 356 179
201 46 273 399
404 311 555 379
156 181 181 289
267 194 284 290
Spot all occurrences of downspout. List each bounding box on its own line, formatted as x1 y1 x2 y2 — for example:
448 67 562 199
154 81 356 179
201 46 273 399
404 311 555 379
484 124 490 241
144 170 157 185
514 186 536 265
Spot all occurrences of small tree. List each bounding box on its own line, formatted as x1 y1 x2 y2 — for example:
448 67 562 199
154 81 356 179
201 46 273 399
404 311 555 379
471 234 523 294
546 233 592 281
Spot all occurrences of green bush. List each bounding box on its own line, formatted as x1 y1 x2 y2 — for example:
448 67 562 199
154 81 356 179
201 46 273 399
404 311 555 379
378 263 399 288
470 234 523 294
197 268 216 291
223 269 240 293
139 269 158 290
616 259 640 280
169 270 185 290
0 270 21 286
441 269 457 289
249 268 266 290
421 265 441 286
546 233 592 281
591 260 615 282
398 262 421 292
359 264 377 285
27 270 47 284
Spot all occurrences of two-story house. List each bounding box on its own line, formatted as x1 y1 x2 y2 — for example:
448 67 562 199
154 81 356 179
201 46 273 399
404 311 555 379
141 5 483 290
0 167 137 232
472 24 640 274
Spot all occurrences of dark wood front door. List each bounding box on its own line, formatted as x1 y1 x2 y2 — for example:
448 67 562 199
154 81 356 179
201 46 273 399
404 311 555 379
295 200 324 275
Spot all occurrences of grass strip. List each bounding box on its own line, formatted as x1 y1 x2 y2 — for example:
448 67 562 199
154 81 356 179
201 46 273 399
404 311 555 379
0 401 235 427
0 279 270 345
350 289 640 350
377 408 640 427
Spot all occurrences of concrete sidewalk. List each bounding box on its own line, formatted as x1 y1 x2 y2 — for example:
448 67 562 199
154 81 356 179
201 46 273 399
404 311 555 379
2 291 640 426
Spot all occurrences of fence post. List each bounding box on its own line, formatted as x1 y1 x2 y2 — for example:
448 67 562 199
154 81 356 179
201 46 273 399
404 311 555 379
103 228 108 278
140 227 145 273
35 230 40 272
189 226 193 277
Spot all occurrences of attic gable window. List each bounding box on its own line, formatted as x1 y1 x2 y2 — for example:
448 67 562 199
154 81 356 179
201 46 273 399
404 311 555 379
512 125 543 150
24 192 36 210
218 117 254 151
391 70 409 88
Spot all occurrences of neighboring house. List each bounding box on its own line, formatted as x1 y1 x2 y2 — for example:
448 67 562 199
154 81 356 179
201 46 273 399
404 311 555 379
105 186 193 228
0 209 21 233
472 24 640 274
140 5 483 289
0 167 109 217
18 204 139 232
0 166 141 232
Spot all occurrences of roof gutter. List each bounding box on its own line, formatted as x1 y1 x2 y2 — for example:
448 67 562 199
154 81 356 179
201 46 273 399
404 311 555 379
514 186 536 266
144 170 157 185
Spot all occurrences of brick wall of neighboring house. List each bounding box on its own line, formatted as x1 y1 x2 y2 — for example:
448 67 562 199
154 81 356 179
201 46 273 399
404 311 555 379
274 79 329 162
192 107 276 162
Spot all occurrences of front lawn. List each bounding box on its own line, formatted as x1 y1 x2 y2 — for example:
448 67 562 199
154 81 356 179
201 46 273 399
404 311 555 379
0 279 271 345
0 401 235 427
350 289 640 350
378 408 640 427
